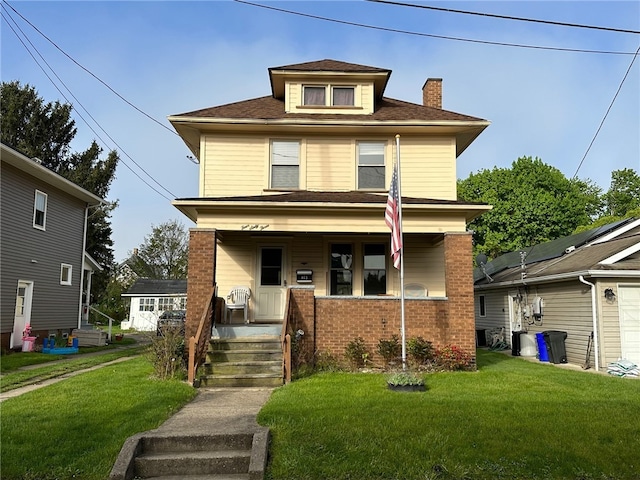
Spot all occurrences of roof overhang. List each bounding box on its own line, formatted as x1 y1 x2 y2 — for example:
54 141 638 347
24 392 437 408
167 117 490 159
475 269 640 290
1 143 104 206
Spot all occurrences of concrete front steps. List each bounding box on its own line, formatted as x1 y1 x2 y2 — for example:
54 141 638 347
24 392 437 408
110 430 269 480
199 336 283 388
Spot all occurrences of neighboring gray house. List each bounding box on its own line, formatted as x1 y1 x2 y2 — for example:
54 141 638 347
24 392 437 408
1 143 104 350
474 218 640 371
121 278 187 331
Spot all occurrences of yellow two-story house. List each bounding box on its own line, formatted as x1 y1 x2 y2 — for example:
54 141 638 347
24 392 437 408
169 59 490 368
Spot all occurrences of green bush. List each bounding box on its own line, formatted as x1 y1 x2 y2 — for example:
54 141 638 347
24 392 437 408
407 336 435 365
146 327 186 380
377 335 401 366
434 344 474 371
344 337 370 370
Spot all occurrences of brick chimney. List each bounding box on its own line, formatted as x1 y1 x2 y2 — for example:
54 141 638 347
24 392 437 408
422 78 442 109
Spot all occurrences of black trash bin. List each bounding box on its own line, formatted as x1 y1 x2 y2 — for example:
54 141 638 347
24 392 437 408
543 330 568 364
512 331 525 356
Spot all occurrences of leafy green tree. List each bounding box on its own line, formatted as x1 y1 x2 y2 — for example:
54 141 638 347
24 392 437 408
604 168 640 217
1 81 119 294
129 220 189 279
458 156 602 259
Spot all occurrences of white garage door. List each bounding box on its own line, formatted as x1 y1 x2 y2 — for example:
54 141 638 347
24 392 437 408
619 285 640 365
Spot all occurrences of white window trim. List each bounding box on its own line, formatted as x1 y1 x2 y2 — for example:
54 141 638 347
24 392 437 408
302 84 356 107
60 263 72 286
270 139 300 189
357 141 386 190
33 190 48 230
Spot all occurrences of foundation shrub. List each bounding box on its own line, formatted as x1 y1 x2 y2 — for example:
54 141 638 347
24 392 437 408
407 336 435 366
435 344 473 371
377 335 401 367
344 337 370 370
147 327 186 380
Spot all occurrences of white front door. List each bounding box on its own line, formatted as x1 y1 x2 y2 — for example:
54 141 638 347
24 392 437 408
12 281 33 349
619 285 640 365
254 246 286 322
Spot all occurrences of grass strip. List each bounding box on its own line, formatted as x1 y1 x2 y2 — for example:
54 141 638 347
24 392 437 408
258 350 640 480
1 356 196 480
0 346 148 392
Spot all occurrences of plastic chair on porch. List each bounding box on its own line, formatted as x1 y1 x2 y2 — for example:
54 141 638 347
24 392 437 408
225 286 251 324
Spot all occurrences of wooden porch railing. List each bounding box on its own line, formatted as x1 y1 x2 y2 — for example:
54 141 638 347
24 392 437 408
281 288 294 384
188 285 217 385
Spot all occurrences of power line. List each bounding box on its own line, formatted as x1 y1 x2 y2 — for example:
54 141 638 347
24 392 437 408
1 9 175 202
573 45 640 179
234 0 637 56
368 0 640 35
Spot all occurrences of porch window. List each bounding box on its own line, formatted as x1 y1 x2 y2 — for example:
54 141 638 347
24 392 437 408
139 298 155 312
158 298 174 311
271 140 300 189
357 142 385 189
60 264 72 285
363 244 386 295
33 190 47 230
330 243 353 295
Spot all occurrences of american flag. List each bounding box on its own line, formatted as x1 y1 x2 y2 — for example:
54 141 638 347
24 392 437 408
384 164 402 269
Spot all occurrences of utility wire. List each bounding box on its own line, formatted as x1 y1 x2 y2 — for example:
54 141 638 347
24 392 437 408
2 0 178 137
573 45 640 179
368 0 640 35
234 1 637 56
1 10 174 202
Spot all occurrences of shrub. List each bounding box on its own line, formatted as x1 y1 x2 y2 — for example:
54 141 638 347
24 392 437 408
386 371 424 386
344 337 370 370
407 336 435 365
314 351 344 372
377 335 401 366
434 344 473 371
146 327 186 380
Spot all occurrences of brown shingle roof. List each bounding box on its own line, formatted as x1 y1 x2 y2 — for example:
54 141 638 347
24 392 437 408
269 59 391 74
176 191 486 206
173 96 484 123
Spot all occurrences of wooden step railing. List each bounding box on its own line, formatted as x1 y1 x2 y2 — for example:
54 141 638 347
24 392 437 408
281 288 293 384
188 285 217 385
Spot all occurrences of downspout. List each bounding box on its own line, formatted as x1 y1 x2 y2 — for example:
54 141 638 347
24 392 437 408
579 276 599 372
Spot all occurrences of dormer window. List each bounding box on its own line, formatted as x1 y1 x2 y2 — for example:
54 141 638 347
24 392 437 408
303 85 355 106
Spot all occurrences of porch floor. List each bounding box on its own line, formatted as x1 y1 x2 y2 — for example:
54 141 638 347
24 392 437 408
212 323 282 339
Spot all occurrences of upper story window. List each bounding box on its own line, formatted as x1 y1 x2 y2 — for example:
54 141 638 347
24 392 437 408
357 142 385 189
303 85 355 106
271 140 300 189
60 264 72 285
33 190 47 230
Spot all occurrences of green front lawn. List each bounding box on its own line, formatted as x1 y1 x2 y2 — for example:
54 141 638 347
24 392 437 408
0 357 196 480
258 350 640 480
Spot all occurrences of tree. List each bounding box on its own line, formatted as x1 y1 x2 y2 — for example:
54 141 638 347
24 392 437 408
1 81 119 295
458 156 602 259
603 168 640 217
129 220 189 279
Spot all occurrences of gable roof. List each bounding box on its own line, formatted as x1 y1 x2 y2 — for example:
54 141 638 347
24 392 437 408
475 218 640 287
1 143 103 206
122 278 187 296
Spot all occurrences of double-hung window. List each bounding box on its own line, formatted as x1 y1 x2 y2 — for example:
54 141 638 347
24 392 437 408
303 85 355 106
363 244 386 295
357 142 385 189
271 140 300 189
33 190 47 230
60 264 72 286
330 244 353 295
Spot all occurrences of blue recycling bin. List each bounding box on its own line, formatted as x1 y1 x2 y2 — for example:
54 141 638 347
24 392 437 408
535 332 549 362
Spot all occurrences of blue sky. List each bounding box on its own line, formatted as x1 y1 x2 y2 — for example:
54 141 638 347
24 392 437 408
2 0 639 262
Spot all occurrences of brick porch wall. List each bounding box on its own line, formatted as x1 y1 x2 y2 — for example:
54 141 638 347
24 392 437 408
185 229 217 340
288 287 316 362
306 231 476 365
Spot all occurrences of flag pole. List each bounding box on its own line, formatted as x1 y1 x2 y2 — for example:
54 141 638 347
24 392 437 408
395 134 407 370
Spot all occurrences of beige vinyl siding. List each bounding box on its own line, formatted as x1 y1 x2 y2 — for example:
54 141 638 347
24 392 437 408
306 138 353 190
201 136 266 197
402 236 445 297
474 291 510 345
392 137 456 200
360 83 374 114
597 279 626 365
291 235 325 293
216 233 255 313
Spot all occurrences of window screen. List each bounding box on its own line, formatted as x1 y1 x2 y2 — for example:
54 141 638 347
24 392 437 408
271 141 300 189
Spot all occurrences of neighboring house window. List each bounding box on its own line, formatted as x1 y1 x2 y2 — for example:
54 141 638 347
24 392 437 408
330 243 353 295
271 140 300 189
357 142 385 189
479 295 486 317
178 297 187 310
139 298 155 312
60 264 72 285
158 298 174 311
303 85 355 106
33 190 47 230
363 244 386 295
